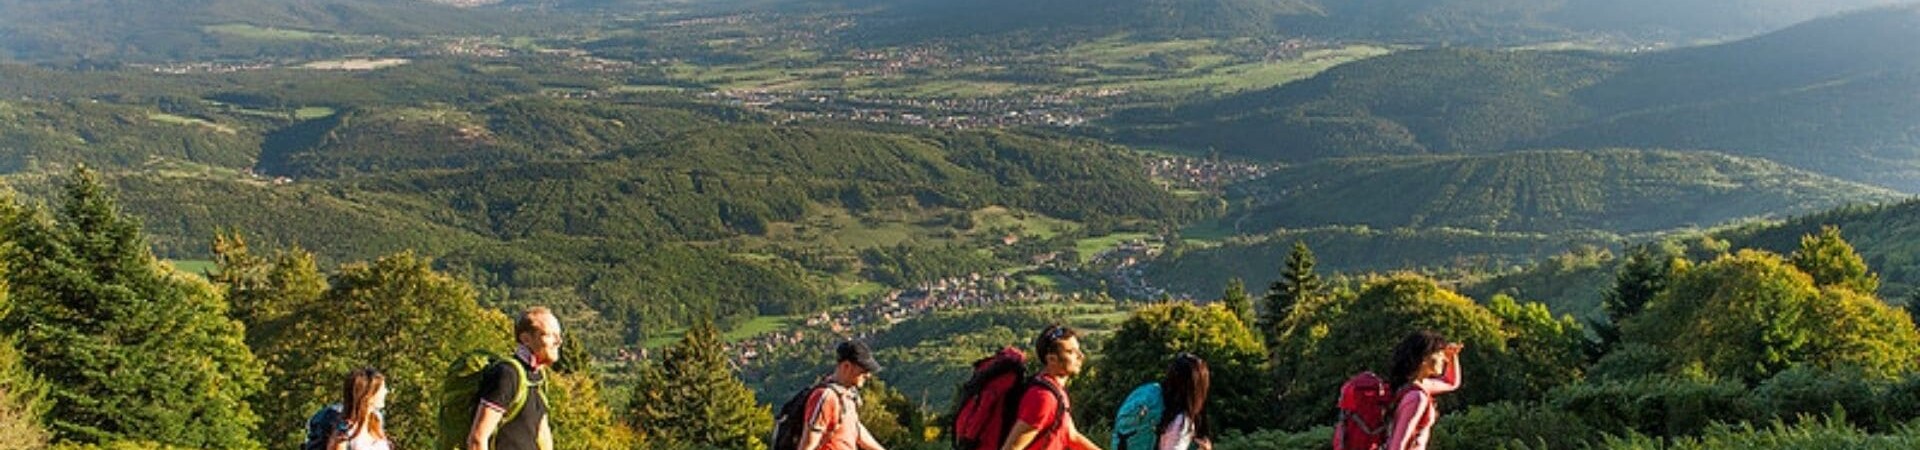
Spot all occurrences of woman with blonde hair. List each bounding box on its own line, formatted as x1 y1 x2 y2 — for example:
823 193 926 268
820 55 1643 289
329 367 392 450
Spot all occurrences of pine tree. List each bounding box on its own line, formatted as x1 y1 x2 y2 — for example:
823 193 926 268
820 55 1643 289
0 168 264 447
1587 244 1674 360
1262 241 1321 347
0 264 52 450
627 318 772 450
1221 277 1256 328
213 237 333 448
1789 226 1879 294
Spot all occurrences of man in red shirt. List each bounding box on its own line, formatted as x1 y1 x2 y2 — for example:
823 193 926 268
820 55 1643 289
1001 325 1103 450
799 341 888 450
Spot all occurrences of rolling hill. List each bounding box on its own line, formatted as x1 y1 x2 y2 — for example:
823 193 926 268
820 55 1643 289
1226 149 1904 234
1101 5 1920 191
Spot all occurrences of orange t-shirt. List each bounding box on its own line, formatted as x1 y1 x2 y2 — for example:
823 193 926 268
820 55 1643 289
804 384 862 450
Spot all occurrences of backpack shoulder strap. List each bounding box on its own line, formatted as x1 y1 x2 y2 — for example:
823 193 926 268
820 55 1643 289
501 357 533 424
1031 376 1070 444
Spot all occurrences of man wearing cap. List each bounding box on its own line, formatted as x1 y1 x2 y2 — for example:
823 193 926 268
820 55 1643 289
799 341 889 450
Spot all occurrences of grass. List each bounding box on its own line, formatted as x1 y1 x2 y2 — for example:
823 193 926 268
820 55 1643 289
148 113 238 134
972 206 1078 240
294 107 336 120
1075 232 1152 262
643 313 805 349
167 259 219 276
1088 44 1393 95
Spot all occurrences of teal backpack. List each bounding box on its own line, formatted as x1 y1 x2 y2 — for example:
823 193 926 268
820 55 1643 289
437 350 535 450
1111 382 1165 450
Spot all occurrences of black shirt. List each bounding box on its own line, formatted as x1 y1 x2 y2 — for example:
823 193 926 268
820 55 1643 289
479 356 546 450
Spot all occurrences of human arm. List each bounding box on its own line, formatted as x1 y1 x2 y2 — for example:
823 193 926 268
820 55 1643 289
1417 344 1464 395
468 404 505 450
858 422 887 450
1157 414 1192 450
538 415 553 450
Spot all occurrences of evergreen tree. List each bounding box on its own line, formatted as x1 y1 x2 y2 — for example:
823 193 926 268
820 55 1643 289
627 318 772 450
0 267 52 450
1221 277 1256 328
0 168 264 447
1790 226 1879 295
1262 241 1321 347
546 370 640 450
1587 244 1677 359
212 237 333 448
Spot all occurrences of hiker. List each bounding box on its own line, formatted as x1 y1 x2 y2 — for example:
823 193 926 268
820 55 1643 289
466 307 564 450
1001 324 1103 450
327 367 393 450
1156 354 1211 450
1383 331 1463 450
795 340 888 450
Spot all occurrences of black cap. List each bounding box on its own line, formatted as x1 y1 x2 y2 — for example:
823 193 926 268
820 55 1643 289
837 340 882 373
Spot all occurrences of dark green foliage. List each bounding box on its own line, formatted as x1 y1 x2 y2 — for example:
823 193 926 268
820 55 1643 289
1719 199 1920 298
627 318 773 450
1260 242 1318 348
0 0 561 63
1224 150 1900 234
1590 244 1680 358
1149 226 1621 300
0 100 262 173
0 330 52 450
0 169 264 448
1221 278 1255 328
1082 303 1268 433
1428 401 1595 450
1546 376 1760 439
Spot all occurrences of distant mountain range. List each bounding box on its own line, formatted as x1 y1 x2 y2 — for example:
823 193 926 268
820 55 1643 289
1101 5 1920 191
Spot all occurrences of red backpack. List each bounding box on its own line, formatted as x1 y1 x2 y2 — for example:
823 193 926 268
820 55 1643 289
952 346 1043 450
1331 372 1407 450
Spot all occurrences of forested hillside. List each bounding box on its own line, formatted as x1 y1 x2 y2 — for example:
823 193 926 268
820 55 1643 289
1102 5 1920 191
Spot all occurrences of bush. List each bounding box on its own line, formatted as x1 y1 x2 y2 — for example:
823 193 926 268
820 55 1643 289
1212 427 1331 450
1430 401 1598 450
1546 376 1760 438
1751 366 1887 431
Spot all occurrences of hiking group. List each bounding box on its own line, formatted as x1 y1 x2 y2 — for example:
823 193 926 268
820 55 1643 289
300 307 1465 450
773 323 1465 450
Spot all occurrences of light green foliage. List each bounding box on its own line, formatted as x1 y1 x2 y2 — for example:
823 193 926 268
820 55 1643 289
1626 250 1920 382
1791 226 1880 294
627 319 772 450
1083 303 1268 433
544 371 641 450
0 169 264 448
1266 273 1513 429
231 250 511 449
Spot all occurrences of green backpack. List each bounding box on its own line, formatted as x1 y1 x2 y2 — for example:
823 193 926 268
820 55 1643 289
437 350 535 450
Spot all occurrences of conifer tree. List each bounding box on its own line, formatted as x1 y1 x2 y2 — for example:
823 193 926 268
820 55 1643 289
0 168 264 447
1588 244 1676 359
627 318 772 450
1221 277 1256 328
1790 226 1879 294
1262 241 1321 347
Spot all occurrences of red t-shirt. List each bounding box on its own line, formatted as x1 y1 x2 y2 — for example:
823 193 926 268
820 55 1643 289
1014 375 1071 450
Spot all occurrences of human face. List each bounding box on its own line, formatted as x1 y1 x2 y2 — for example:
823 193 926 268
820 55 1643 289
1049 336 1085 377
838 361 873 388
521 314 564 365
372 383 389 410
1422 350 1449 378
